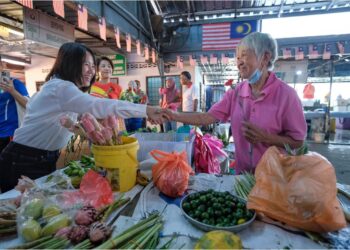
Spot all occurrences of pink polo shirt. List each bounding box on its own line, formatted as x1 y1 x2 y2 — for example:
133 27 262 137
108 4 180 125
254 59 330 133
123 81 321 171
208 72 307 174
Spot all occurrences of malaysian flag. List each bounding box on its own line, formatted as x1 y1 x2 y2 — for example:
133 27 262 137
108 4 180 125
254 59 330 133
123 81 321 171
309 44 319 59
210 54 218 64
200 55 208 64
189 55 196 66
144 45 149 60
295 47 304 60
221 53 229 64
323 44 331 60
98 17 106 41
282 48 292 59
152 49 156 63
114 26 121 49
77 4 88 31
136 40 141 55
337 41 345 55
126 34 131 52
202 20 257 51
53 0 64 18
15 0 33 9
177 55 184 69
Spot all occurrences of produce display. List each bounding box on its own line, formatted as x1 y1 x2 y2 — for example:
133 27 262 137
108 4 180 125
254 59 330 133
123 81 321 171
181 190 255 228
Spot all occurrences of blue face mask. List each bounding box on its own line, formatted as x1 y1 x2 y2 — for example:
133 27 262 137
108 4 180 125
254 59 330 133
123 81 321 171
248 68 262 85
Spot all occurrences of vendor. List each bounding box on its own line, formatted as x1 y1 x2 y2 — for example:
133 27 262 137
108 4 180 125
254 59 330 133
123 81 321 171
0 42 168 192
164 32 307 174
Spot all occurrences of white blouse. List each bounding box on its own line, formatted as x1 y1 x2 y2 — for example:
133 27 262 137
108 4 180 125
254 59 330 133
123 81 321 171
14 79 147 150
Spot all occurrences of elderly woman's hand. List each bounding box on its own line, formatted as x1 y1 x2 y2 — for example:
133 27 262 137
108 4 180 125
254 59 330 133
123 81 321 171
241 121 269 144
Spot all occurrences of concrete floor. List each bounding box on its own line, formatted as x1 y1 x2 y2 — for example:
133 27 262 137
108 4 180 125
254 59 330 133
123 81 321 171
308 142 350 185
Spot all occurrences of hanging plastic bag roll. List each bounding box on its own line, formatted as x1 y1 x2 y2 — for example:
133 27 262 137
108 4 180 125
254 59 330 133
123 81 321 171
247 146 346 233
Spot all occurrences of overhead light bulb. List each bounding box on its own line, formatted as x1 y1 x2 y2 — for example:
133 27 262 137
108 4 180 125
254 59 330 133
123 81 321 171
179 18 183 22
195 16 199 21
296 70 302 75
171 19 174 23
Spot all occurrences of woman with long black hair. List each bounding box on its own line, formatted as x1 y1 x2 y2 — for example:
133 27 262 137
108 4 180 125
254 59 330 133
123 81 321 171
0 42 167 192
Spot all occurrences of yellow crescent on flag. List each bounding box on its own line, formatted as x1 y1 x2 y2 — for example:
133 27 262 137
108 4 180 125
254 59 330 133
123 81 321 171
243 22 252 35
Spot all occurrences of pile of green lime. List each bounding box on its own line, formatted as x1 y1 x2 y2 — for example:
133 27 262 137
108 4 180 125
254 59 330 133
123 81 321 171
181 189 254 227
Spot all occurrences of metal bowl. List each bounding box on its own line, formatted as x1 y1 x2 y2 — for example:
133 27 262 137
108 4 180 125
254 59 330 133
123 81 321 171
180 191 256 232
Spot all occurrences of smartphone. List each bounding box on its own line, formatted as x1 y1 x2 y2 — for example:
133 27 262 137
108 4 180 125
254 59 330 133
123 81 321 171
0 71 10 93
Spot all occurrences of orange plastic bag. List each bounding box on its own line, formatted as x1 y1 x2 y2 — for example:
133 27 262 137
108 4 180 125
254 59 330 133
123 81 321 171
247 146 346 233
150 150 194 198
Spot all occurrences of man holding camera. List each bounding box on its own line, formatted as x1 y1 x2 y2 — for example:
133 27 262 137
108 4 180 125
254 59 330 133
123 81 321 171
0 67 29 153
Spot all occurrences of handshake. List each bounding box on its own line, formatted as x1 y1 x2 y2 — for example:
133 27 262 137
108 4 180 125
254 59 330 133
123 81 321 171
146 106 175 125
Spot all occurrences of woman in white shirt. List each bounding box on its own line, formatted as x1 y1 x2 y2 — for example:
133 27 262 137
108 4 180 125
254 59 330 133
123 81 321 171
0 42 166 192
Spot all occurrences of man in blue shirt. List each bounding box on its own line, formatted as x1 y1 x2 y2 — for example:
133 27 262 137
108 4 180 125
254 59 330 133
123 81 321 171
0 69 29 153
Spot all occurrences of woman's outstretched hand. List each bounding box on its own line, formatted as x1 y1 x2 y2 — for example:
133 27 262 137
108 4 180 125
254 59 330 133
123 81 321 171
146 106 170 124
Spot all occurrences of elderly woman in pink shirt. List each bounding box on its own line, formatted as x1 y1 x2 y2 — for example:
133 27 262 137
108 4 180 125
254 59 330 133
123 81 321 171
165 32 307 174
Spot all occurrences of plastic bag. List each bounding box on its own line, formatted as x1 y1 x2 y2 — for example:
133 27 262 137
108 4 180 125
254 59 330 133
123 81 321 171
194 133 227 174
247 146 347 233
150 150 194 198
63 170 113 209
17 186 80 242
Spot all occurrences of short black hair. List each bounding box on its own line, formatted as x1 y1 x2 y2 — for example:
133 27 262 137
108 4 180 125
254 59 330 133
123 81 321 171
46 42 96 92
181 71 191 80
97 56 114 71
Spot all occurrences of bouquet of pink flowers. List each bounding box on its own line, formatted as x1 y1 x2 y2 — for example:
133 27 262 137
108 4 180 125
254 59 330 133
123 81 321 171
60 113 123 145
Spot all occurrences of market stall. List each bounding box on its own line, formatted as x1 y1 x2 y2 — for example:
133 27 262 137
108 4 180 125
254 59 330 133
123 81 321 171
0 150 350 249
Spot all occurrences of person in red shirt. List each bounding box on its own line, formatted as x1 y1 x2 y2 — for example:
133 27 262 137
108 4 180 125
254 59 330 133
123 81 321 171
90 57 122 99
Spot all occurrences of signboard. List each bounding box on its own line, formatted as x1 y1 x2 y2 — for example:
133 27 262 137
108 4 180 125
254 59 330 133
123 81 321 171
23 8 74 48
107 54 126 76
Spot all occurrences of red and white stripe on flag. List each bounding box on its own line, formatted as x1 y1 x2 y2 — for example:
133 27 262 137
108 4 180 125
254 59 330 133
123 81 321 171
221 53 229 64
99 17 106 41
200 55 208 64
337 41 345 55
202 23 239 51
114 26 121 49
15 0 33 9
77 4 88 31
126 34 132 52
152 49 156 63
295 47 304 60
323 44 331 60
136 40 141 56
309 44 319 59
210 54 218 64
53 0 64 18
189 55 196 66
177 55 184 69
144 45 149 60
282 48 292 59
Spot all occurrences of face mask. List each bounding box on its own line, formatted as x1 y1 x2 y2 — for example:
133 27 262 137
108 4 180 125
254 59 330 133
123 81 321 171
248 68 262 85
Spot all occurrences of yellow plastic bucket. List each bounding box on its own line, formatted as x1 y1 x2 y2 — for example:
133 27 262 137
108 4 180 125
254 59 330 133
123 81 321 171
91 136 139 192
